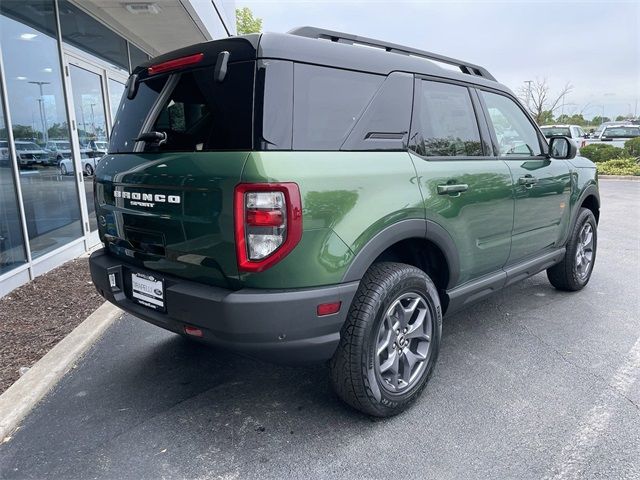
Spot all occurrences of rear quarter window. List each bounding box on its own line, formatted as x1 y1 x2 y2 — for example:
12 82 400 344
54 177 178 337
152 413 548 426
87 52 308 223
292 64 383 150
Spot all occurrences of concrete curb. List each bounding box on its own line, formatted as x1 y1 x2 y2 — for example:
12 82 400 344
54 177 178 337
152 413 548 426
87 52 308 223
0 302 122 442
599 175 640 181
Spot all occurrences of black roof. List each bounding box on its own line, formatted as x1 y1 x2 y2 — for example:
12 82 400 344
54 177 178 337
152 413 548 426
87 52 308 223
137 27 510 94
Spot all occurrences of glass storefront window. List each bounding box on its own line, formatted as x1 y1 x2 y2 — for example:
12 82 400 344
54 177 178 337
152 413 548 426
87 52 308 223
107 78 126 127
58 0 129 71
69 64 109 231
0 89 27 275
129 44 149 71
0 0 83 258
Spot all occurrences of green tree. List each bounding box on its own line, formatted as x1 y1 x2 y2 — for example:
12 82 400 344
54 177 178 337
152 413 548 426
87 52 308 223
615 115 627 121
47 122 69 139
236 7 262 35
591 116 611 125
12 124 39 141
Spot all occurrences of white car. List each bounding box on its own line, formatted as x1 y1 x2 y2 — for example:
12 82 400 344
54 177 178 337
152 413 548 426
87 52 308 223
14 141 49 167
540 125 588 149
59 154 99 176
45 140 73 164
592 124 640 149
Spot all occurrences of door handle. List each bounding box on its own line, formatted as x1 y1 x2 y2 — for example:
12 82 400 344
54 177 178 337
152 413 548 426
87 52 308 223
518 175 537 187
437 183 469 195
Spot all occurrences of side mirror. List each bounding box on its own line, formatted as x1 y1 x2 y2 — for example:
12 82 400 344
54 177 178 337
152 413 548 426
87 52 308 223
548 136 577 160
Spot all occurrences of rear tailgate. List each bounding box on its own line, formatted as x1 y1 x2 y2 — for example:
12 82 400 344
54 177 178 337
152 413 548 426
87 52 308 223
96 36 259 288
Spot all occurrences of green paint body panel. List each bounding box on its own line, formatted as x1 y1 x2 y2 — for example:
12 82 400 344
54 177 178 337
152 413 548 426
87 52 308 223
96 150 599 293
240 152 423 288
409 153 514 284
95 152 249 289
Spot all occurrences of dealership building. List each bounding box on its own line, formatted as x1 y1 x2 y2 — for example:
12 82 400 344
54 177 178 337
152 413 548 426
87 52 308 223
0 0 235 296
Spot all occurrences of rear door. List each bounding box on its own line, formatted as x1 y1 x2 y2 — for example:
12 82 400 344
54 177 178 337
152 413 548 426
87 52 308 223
96 46 256 288
409 79 514 286
477 89 571 263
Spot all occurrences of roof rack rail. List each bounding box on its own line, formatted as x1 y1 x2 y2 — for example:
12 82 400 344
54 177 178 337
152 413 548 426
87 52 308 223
288 26 496 82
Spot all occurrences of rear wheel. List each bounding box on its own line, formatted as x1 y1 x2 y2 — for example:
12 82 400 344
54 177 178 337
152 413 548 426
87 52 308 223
547 208 597 291
330 262 442 417
84 163 94 176
60 163 67 175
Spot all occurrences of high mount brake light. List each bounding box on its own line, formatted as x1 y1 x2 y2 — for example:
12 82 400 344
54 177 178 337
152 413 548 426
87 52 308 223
234 183 303 273
147 52 204 75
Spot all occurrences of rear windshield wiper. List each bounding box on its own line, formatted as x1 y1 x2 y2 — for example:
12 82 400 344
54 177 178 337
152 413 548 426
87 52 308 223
134 131 167 145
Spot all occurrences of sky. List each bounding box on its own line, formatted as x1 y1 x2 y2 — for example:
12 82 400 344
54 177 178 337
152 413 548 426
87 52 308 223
236 0 640 120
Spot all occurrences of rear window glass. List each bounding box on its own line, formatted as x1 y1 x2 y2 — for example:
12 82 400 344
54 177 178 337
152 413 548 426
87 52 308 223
602 127 640 138
109 62 254 153
541 127 571 138
292 64 383 150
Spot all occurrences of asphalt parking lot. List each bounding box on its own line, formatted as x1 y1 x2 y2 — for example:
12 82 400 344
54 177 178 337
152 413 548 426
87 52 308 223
0 179 638 480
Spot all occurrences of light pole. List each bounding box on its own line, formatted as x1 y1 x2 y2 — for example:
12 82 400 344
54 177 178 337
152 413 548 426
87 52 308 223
28 81 51 143
524 80 533 111
89 103 96 137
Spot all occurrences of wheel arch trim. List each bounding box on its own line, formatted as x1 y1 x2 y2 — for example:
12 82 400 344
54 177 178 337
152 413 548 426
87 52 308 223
341 219 460 288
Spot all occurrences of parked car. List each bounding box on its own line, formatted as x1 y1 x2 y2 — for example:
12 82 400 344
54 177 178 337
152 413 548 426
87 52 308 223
586 123 640 148
540 124 587 149
59 154 98 176
89 27 600 417
14 141 48 167
45 139 73 164
85 140 108 158
0 141 10 167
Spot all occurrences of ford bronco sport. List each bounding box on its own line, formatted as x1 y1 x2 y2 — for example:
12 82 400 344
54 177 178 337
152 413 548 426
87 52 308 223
90 27 600 417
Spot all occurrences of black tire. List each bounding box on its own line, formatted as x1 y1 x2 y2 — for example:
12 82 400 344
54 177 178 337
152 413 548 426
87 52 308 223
547 208 597 291
84 163 94 176
330 262 442 417
60 163 67 175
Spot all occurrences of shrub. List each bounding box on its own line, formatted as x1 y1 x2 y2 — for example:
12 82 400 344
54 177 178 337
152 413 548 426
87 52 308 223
580 143 624 163
596 158 640 176
624 137 640 158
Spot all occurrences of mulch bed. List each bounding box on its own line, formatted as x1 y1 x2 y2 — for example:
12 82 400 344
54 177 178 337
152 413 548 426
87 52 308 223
0 257 104 394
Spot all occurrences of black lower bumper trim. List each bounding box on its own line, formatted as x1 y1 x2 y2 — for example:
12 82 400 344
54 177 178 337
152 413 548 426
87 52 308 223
89 249 359 363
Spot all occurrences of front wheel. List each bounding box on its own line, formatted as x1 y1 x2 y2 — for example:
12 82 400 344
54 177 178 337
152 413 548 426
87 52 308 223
547 208 597 291
330 262 442 417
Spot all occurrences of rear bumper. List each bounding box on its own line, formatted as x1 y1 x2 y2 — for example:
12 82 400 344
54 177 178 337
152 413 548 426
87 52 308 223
89 248 358 363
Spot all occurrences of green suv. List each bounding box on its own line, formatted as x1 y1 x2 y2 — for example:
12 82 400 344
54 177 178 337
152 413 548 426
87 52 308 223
89 27 600 416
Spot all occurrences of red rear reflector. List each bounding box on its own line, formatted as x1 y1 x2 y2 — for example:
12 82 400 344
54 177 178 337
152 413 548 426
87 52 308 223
184 325 203 337
246 209 284 227
317 301 341 317
148 53 204 75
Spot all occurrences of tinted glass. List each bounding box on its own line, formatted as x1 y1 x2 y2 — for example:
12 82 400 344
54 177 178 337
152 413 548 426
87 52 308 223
411 81 482 157
342 72 413 151
293 64 383 150
481 91 542 156
541 127 571 138
144 62 254 152
0 86 27 274
255 60 293 150
0 0 83 258
602 126 640 138
109 75 168 153
58 0 129 70
129 44 149 71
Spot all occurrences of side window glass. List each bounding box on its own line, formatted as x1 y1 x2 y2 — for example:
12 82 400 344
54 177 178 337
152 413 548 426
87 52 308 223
411 81 483 157
293 64 383 150
480 91 542 157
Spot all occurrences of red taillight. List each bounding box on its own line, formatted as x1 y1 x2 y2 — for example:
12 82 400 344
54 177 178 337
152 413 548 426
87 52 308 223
234 183 302 273
246 209 284 227
184 325 203 337
317 302 341 316
148 52 204 75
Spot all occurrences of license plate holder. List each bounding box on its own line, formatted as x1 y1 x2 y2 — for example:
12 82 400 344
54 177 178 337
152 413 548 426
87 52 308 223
131 272 165 312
